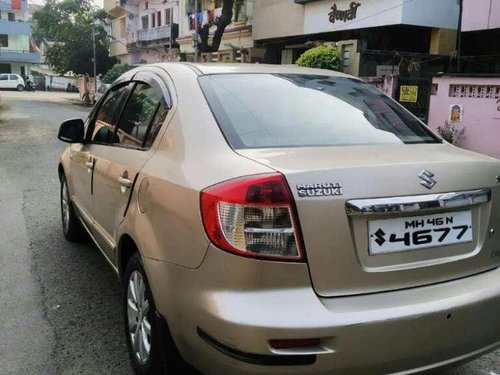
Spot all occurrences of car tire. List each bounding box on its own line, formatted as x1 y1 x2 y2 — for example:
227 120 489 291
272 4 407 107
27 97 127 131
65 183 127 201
60 175 87 242
17 84 24 91
124 253 189 375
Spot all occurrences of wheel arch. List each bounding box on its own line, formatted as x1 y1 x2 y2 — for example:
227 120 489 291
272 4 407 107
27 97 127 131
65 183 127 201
117 233 140 280
58 163 65 181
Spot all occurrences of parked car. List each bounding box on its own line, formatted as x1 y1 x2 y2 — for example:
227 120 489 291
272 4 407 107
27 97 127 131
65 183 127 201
0 73 25 91
57 63 500 375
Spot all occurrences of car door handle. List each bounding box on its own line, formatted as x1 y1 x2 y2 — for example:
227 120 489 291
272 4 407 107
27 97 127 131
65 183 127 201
118 176 133 188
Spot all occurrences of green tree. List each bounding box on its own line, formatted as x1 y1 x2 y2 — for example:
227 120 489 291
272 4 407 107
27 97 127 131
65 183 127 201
101 64 134 84
32 0 116 75
296 46 342 71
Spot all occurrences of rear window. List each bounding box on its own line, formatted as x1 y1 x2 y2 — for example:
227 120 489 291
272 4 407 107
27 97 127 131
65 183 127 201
199 74 440 149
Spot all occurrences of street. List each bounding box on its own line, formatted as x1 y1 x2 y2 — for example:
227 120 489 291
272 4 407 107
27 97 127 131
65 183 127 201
0 90 498 375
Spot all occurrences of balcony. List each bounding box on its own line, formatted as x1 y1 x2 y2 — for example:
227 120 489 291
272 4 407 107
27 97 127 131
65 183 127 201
0 20 31 35
0 50 40 64
138 26 171 43
104 0 127 18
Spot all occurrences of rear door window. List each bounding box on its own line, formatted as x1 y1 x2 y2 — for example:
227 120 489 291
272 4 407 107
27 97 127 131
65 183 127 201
116 81 168 149
89 83 132 144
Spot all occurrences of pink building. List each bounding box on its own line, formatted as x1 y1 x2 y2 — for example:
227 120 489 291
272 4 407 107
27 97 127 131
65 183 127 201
462 0 500 32
428 75 500 160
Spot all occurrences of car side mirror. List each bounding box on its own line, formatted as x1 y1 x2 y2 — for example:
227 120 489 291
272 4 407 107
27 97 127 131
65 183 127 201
58 118 85 143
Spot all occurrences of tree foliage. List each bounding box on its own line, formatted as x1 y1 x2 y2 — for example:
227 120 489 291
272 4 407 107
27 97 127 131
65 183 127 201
296 46 342 71
101 64 134 84
32 0 116 75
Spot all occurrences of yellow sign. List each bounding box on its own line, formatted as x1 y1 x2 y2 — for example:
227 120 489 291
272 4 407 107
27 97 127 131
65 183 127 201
399 86 418 103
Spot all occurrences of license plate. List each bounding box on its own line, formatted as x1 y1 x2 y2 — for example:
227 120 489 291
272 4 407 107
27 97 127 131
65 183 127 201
368 211 472 255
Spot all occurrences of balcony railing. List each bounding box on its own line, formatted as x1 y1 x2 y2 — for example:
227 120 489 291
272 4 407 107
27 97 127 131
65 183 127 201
0 50 40 64
138 26 171 42
0 20 31 35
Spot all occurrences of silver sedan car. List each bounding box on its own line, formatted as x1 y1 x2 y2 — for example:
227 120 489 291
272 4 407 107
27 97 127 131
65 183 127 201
57 63 500 375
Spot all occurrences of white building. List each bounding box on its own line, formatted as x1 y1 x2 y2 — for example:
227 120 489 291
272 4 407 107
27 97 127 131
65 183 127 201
104 0 179 64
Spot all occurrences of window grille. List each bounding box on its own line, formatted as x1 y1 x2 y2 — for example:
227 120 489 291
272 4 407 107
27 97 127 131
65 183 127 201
449 84 500 99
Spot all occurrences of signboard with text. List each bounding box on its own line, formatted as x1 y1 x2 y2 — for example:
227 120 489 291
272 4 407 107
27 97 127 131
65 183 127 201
399 86 418 103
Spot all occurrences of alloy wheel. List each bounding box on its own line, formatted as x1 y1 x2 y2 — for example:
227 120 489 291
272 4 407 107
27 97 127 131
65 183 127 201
127 270 152 365
61 181 70 234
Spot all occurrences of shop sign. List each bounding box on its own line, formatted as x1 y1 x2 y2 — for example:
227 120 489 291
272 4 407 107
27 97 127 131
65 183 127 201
449 104 464 123
399 86 418 103
329 2 361 24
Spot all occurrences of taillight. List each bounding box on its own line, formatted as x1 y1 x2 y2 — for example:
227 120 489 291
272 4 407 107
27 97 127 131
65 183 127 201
200 174 305 262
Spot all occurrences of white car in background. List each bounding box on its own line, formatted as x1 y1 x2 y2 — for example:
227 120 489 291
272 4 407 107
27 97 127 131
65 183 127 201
0 74 25 91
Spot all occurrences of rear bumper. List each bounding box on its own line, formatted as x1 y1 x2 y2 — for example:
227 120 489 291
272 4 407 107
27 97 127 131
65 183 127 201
144 248 500 375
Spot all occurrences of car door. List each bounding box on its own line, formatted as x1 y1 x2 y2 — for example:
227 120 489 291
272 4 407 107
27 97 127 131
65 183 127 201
68 82 133 232
9 75 18 89
89 73 170 260
0 74 8 89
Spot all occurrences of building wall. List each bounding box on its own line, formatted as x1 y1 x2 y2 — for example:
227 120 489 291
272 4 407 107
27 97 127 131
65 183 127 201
428 76 500 160
0 0 39 71
304 0 403 34
462 0 500 32
105 0 178 63
401 0 459 29
253 0 461 40
253 0 304 40
177 0 254 56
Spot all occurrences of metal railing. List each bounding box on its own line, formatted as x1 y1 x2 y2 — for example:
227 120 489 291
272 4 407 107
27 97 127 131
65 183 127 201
138 26 171 42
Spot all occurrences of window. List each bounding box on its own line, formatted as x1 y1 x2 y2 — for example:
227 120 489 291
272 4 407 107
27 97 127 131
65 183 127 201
199 74 440 149
89 84 132 144
0 74 8 81
8 13 14 21
9 74 17 80
0 34 7 47
142 15 149 30
165 8 171 25
151 13 155 28
157 11 161 26
116 82 168 149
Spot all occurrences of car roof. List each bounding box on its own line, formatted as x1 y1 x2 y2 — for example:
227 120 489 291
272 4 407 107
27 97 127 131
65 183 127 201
151 62 353 78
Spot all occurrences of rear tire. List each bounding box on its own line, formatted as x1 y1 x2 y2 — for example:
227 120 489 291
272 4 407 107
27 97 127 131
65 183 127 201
60 175 87 242
124 253 188 375
17 84 24 91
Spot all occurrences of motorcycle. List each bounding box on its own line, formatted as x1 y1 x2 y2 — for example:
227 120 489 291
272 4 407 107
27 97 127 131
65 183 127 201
25 80 35 92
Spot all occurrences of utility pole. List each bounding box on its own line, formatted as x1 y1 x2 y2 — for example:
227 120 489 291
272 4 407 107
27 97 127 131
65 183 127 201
194 0 199 62
456 0 463 73
169 3 173 59
92 19 97 100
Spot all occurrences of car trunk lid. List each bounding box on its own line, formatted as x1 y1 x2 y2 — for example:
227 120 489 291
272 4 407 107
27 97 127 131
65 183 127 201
238 143 500 297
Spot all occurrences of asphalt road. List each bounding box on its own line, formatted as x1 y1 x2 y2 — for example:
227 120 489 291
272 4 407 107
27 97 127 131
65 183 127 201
0 91 134 375
0 90 498 375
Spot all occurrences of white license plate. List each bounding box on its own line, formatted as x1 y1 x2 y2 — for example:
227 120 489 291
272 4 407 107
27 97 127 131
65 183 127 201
368 210 473 255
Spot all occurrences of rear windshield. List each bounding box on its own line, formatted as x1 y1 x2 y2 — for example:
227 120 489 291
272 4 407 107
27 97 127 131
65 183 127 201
198 74 440 149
